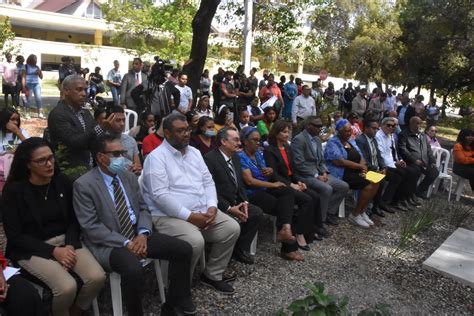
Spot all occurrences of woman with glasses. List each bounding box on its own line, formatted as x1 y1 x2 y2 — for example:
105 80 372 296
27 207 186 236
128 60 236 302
425 126 441 149
325 120 380 228
2 138 105 316
238 127 304 261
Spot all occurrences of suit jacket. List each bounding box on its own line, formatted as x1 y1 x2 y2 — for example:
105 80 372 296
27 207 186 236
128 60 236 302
204 149 248 212
396 104 416 126
48 100 98 168
355 134 386 171
120 71 148 110
2 174 81 262
73 167 152 271
398 130 435 166
291 130 328 179
263 143 295 185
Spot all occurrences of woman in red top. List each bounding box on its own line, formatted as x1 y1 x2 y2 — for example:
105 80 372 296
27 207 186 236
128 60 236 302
264 121 329 251
453 129 474 189
142 119 165 157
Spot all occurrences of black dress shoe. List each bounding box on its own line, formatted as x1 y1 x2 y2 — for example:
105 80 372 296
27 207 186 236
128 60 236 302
408 197 421 207
315 227 331 238
371 207 385 217
179 297 197 315
313 234 324 241
400 200 412 210
232 249 255 265
379 204 395 213
200 274 235 294
161 302 186 316
223 270 237 283
325 216 339 226
297 243 310 251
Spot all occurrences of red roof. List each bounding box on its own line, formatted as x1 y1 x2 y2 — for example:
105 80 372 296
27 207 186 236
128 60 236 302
33 0 77 13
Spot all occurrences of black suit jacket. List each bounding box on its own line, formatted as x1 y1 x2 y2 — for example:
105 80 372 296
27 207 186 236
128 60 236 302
396 104 416 126
263 143 295 185
48 100 99 168
355 134 386 171
2 174 81 262
204 149 248 212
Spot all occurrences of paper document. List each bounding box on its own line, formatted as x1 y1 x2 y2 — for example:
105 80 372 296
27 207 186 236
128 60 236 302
365 171 385 183
3 267 20 280
260 96 277 110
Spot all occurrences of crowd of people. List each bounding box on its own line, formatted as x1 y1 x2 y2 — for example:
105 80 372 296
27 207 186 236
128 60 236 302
0 56 472 316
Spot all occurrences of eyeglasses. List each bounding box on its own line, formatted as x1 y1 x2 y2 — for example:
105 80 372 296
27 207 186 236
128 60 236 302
385 124 396 128
31 155 55 166
175 127 193 135
102 150 127 157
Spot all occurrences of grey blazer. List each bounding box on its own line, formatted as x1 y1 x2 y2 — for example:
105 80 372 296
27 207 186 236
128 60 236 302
73 167 152 271
291 130 328 179
120 71 148 110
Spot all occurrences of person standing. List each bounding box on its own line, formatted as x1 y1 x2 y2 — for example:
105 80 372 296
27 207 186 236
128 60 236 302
351 88 367 117
1 53 17 107
291 85 316 133
120 58 148 111
175 72 193 114
282 75 297 120
343 82 357 113
14 55 25 108
200 69 211 97
396 94 416 131
107 60 122 106
21 54 43 118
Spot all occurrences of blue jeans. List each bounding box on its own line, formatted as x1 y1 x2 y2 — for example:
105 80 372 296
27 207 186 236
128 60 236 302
25 82 42 109
110 86 120 105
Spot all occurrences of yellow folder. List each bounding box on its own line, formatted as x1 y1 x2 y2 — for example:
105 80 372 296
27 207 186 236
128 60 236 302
365 171 386 183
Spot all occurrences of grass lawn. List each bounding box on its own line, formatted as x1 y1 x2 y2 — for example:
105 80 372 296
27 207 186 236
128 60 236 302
436 124 459 142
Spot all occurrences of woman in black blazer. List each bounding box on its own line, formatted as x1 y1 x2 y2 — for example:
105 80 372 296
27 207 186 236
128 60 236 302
2 138 105 316
264 121 329 251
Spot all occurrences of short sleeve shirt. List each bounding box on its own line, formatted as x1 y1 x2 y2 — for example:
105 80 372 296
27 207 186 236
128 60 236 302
238 150 267 196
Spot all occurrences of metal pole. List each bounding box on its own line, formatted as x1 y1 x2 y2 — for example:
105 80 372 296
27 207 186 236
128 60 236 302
242 0 253 73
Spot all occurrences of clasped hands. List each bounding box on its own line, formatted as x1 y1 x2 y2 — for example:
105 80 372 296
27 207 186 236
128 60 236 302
228 202 249 223
187 207 218 230
126 234 148 259
53 245 77 270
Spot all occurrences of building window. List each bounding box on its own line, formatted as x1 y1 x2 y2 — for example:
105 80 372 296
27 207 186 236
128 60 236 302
83 2 103 19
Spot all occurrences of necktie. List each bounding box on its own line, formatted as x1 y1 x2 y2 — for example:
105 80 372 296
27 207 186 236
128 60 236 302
390 135 398 162
112 177 135 240
227 158 238 188
135 73 140 86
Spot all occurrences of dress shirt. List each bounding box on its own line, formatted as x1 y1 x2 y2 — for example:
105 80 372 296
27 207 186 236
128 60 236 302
176 85 193 112
1 61 17 85
141 139 218 220
365 134 379 169
384 95 396 112
375 129 396 168
98 168 150 242
292 95 316 123
398 106 407 125
134 71 141 86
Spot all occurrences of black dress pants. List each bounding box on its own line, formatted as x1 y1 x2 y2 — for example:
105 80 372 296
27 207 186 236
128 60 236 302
234 203 264 253
374 168 403 205
390 165 420 201
109 233 193 316
0 275 47 316
453 162 474 189
411 164 439 197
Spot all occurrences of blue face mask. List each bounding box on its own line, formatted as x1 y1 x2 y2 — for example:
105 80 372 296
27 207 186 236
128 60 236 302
108 157 127 174
204 130 216 137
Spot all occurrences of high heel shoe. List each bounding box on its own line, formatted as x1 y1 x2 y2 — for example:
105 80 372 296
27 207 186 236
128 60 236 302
297 243 310 251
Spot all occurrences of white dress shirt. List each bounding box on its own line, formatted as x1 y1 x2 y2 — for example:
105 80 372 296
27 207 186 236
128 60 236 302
141 139 218 220
375 129 396 168
292 95 316 123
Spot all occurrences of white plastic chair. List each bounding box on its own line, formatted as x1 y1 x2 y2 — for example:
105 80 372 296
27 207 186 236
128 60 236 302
109 259 166 316
429 147 453 200
124 109 138 133
338 198 346 218
450 149 469 201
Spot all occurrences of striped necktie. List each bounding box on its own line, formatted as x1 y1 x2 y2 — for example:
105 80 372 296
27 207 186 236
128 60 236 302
112 177 135 240
227 158 238 188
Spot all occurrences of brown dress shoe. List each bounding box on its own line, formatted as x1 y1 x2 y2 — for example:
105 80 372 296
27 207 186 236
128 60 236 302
281 251 305 262
276 227 296 243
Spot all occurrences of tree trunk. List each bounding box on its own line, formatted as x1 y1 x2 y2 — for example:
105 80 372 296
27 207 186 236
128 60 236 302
182 0 221 108
441 93 448 118
429 85 435 103
416 85 421 95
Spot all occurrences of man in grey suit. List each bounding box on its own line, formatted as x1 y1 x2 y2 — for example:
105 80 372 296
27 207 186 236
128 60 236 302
120 57 148 111
291 116 349 225
73 134 196 316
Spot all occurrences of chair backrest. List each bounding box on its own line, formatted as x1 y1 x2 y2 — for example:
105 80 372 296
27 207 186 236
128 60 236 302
432 147 450 175
124 109 138 133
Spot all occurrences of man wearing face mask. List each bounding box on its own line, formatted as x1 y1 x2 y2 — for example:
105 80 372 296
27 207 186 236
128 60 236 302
141 113 240 295
73 134 196 316
398 116 439 200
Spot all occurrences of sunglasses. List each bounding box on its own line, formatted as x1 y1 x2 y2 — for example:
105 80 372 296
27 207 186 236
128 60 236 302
102 150 127 157
385 124 396 128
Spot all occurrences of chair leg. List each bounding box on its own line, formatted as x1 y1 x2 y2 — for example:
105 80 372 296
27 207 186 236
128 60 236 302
448 179 453 202
271 217 277 243
153 260 166 304
199 251 206 273
338 198 346 218
110 273 123 316
250 232 258 256
91 298 100 316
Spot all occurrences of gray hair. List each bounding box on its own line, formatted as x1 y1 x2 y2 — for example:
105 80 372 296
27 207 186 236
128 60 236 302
217 126 237 146
381 117 396 126
61 74 85 90
163 112 187 132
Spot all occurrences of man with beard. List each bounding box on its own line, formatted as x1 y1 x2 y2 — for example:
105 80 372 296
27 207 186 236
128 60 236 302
141 113 240 295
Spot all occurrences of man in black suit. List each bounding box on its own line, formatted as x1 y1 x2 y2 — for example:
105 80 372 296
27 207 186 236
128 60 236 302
204 127 263 265
396 94 416 130
48 74 114 170
356 119 401 217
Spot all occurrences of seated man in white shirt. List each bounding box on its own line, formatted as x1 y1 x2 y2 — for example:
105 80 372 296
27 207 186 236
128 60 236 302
141 112 240 295
292 85 316 133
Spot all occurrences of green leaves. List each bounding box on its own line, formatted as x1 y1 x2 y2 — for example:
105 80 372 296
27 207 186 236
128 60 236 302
0 16 16 53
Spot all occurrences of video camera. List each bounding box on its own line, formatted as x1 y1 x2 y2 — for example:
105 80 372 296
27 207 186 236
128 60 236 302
149 56 174 85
